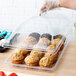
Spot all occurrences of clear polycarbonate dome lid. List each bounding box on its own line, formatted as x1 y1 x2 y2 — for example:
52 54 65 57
16 16 50 36
3 12 72 49
4 9 73 71
16 13 71 37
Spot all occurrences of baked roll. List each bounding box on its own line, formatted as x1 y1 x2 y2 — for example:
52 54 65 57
24 55 39 66
39 57 54 68
11 53 25 64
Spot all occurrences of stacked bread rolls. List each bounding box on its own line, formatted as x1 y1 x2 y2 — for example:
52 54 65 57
11 32 40 64
24 33 52 66
10 33 66 68
39 35 65 68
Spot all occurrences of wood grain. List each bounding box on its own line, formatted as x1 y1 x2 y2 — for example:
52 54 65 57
0 41 76 76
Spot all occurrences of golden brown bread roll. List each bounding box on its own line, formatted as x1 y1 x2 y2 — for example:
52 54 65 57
24 55 39 66
11 53 25 64
39 57 54 68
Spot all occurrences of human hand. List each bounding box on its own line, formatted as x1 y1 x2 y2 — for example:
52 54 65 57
39 0 59 16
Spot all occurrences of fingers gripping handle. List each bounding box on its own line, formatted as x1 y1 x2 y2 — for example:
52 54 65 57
39 0 59 16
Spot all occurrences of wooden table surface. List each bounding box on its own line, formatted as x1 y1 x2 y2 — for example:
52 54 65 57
0 41 76 76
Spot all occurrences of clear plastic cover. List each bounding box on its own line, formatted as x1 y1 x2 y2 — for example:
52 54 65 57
4 13 71 71
3 14 71 48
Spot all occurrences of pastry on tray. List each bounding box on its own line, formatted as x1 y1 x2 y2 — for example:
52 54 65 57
39 57 54 68
39 50 59 68
24 55 39 66
11 53 25 64
45 53 58 64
